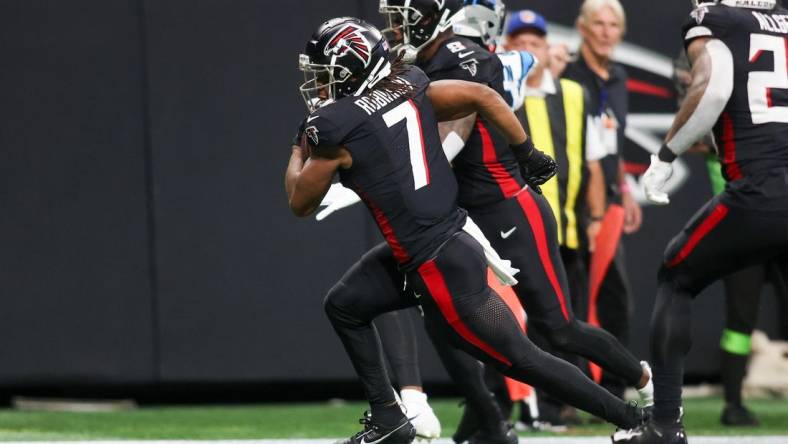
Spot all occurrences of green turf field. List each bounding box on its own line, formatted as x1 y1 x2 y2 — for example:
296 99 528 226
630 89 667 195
0 397 785 441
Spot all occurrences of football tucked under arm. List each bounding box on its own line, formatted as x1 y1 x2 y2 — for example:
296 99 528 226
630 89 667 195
286 143 349 217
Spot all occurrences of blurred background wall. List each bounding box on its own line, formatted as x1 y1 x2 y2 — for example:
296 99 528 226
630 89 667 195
0 0 784 398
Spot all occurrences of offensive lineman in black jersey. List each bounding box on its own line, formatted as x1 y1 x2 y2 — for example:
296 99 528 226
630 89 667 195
380 0 654 420
613 1 788 443
287 17 646 444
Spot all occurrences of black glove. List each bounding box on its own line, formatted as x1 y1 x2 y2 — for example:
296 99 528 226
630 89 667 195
510 139 557 193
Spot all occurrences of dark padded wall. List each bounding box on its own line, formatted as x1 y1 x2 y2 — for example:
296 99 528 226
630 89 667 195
0 0 782 389
0 1 155 384
143 0 373 382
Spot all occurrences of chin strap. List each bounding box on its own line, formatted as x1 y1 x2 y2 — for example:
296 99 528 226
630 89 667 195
720 0 777 9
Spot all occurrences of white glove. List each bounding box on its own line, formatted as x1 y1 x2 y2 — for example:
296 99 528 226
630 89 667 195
462 217 519 286
400 389 441 443
642 154 673 206
315 183 361 221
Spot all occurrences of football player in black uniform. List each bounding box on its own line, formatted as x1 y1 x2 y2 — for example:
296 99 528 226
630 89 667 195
381 0 654 417
613 1 788 443
287 16 646 444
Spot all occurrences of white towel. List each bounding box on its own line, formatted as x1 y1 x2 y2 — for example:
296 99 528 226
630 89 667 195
462 217 520 286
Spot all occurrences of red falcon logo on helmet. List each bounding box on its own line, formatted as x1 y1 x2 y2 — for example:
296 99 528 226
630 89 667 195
324 25 371 66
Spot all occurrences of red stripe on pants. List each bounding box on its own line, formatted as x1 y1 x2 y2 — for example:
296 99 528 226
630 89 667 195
667 203 729 268
418 260 512 366
515 190 570 320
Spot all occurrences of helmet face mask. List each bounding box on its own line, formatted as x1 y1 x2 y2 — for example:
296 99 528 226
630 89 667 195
380 0 463 62
380 6 422 62
298 54 347 112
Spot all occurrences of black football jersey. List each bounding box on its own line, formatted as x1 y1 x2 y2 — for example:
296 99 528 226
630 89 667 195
305 65 466 272
417 36 526 208
683 4 788 181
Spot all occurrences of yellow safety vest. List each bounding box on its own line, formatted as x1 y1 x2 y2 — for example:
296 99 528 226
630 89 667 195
518 78 587 250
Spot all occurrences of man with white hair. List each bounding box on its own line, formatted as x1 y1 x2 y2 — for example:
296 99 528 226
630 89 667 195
562 0 641 401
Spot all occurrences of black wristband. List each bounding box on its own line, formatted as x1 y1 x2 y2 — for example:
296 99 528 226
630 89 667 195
590 215 604 222
658 144 677 162
509 138 536 164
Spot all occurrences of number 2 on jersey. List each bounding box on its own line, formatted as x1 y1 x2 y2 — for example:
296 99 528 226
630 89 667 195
748 34 788 124
382 100 431 190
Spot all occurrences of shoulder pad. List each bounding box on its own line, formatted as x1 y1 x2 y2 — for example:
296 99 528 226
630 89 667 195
683 4 730 44
398 65 431 92
432 39 495 82
304 102 353 149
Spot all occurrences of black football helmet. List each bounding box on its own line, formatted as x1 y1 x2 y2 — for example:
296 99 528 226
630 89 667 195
299 17 392 112
380 0 464 62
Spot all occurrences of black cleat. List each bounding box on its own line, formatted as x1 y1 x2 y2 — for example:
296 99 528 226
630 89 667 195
611 417 687 444
469 421 518 444
452 402 479 443
336 411 416 444
721 403 760 427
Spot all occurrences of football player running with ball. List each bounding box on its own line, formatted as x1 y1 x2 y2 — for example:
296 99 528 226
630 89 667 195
286 17 647 444
613 0 788 443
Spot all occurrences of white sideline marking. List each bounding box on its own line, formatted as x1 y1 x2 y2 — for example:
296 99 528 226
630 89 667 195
3 439 788 444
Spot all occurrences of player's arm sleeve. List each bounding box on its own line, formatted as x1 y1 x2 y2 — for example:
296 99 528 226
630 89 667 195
497 50 537 110
660 37 733 161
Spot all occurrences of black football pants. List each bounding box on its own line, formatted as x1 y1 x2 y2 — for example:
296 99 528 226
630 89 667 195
324 232 640 429
375 309 421 389
651 168 788 424
467 187 643 387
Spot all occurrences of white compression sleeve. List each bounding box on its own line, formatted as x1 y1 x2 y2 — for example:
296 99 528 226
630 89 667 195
665 39 734 156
